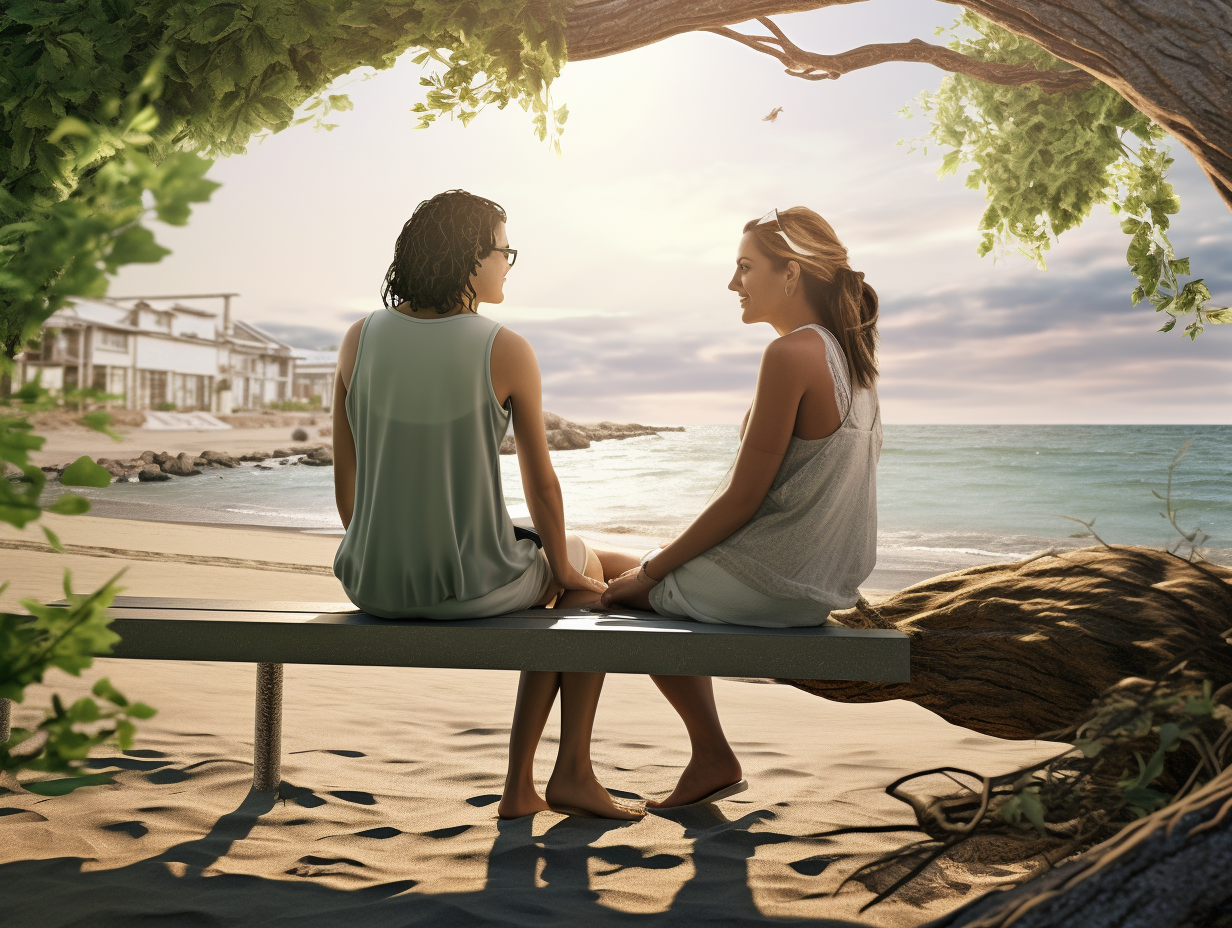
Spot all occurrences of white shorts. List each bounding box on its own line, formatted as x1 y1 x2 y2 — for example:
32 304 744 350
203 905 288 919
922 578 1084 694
647 552 839 628
384 533 591 619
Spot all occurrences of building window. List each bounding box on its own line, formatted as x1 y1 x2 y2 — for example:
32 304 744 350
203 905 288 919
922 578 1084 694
92 366 108 392
100 330 128 351
279 359 288 378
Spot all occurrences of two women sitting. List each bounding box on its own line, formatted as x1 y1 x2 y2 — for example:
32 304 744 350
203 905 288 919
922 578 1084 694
331 190 881 820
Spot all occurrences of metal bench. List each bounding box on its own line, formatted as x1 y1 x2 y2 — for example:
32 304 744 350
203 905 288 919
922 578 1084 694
4 596 910 791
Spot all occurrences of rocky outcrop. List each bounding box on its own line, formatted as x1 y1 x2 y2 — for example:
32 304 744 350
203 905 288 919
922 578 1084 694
240 451 270 462
500 412 684 455
547 427 590 450
95 457 143 482
199 450 239 468
300 446 333 466
160 452 201 477
138 465 170 482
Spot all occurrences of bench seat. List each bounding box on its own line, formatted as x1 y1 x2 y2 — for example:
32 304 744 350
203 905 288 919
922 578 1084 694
7 596 909 792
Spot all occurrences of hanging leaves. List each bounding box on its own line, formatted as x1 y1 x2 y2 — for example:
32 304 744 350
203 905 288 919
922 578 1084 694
901 13 1229 337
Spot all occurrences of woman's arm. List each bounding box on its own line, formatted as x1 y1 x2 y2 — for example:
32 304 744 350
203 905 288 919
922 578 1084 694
602 336 823 604
490 328 605 596
332 319 364 530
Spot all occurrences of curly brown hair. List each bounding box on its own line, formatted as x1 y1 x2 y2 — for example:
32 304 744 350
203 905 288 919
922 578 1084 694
381 190 507 314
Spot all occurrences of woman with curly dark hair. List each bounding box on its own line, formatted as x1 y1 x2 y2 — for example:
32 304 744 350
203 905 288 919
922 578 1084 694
332 190 642 820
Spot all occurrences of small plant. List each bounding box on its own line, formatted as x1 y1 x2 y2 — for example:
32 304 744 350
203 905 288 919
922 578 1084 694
291 427 309 442
1 376 154 793
1152 439 1209 561
1058 439 1213 560
153 401 176 412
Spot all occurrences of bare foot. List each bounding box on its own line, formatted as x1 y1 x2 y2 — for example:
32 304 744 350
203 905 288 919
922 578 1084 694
546 775 645 820
647 753 743 809
497 787 552 820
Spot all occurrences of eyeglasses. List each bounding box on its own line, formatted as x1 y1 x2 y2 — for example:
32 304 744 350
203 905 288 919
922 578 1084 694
492 247 517 268
756 209 815 257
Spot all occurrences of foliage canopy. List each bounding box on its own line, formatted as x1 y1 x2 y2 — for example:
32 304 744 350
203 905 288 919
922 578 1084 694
903 14 1230 338
0 0 569 358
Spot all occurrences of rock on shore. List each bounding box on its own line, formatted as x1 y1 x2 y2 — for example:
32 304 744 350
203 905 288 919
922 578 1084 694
500 412 683 454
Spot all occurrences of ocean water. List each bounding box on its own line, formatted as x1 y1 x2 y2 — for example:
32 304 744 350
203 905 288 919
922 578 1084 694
62 425 1232 570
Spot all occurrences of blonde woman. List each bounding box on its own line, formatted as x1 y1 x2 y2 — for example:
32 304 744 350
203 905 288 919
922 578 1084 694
602 206 882 808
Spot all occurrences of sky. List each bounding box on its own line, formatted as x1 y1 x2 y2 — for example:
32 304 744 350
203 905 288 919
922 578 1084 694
109 0 1232 425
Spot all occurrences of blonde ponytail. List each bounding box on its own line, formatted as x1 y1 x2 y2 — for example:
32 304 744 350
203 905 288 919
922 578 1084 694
743 208 879 388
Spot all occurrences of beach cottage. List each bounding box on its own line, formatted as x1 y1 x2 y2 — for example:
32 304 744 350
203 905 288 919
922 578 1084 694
6 294 298 414
289 349 339 411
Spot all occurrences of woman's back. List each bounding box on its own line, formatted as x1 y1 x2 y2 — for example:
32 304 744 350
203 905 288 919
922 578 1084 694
705 325 881 608
333 307 538 617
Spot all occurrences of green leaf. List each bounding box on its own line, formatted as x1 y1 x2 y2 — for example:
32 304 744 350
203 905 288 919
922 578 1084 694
23 773 113 796
127 702 156 720
91 677 128 707
60 456 111 488
78 412 121 441
42 524 64 552
47 493 91 516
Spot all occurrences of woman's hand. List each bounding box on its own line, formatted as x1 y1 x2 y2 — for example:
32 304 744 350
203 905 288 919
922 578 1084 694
600 566 658 611
556 565 607 596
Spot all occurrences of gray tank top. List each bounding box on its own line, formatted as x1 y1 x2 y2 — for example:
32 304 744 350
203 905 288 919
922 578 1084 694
333 308 539 617
703 325 882 608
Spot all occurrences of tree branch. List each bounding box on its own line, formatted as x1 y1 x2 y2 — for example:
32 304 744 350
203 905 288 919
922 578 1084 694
563 0 1232 212
706 18 1096 92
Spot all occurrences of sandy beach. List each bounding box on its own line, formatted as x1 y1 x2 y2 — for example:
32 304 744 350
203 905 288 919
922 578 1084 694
28 419 334 470
0 511 1071 927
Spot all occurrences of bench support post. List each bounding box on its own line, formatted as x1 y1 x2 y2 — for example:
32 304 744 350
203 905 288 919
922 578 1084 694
253 663 282 792
0 697 10 745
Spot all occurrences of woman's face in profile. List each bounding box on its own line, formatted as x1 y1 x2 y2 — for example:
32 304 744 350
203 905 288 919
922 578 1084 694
470 221 511 308
729 231 785 325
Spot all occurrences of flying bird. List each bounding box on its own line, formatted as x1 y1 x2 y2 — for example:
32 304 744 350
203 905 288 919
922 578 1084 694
762 107 784 122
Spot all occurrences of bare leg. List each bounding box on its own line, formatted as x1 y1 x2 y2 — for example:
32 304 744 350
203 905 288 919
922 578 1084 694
648 675 742 807
592 545 642 581
556 544 608 610
545 672 644 820
586 543 656 610
498 671 560 819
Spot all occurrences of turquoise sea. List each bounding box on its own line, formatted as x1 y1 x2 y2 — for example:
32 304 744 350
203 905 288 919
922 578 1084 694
67 424 1232 571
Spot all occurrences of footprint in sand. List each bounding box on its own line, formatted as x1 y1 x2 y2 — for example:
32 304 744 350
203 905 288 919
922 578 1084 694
279 783 327 807
289 749 366 757
328 790 377 805
286 854 367 877
353 826 402 839
102 821 149 839
789 855 838 876
424 825 471 839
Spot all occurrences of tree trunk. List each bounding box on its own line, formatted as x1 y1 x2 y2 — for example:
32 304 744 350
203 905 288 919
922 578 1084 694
921 765 1232 928
564 0 1232 211
788 546 1232 741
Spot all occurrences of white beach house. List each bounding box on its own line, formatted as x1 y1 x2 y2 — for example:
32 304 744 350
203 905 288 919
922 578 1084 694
8 294 299 413
290 349 339 411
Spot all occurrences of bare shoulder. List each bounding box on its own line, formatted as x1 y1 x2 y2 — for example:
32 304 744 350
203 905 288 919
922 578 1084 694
764 328 830 374
491 325 536 365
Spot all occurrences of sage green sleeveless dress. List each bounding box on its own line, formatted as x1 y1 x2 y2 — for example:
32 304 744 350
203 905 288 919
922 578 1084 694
333 308 542 618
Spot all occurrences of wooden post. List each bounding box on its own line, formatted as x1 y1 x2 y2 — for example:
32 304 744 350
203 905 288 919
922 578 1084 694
253 663 282 792
0 697 10 745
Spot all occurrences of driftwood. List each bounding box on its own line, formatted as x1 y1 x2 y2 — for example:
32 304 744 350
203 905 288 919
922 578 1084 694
790 546 1232 742
789 546 1232 926
922 765 1232 928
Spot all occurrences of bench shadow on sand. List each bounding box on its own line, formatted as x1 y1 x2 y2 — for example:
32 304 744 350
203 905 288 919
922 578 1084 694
0 785 872 927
